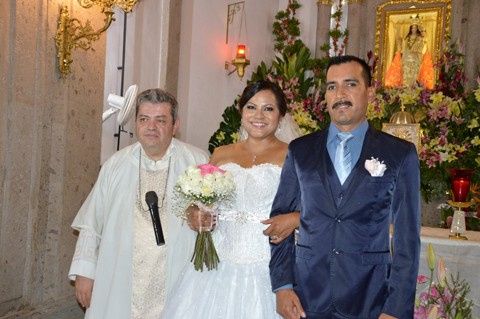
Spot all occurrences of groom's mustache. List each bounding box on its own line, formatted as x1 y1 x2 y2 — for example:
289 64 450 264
332 100 353 109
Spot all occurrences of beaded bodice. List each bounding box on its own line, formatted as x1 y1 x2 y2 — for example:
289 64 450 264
212 163 281 265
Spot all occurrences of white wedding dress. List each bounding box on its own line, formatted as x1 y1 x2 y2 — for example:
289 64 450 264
161 163 282 319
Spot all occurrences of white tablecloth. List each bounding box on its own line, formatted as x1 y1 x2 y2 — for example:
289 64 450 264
420 227 480 317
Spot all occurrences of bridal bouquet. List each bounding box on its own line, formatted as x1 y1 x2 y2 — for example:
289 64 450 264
175 164 235 271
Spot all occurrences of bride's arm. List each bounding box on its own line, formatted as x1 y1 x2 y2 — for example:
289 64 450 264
262 212 300 244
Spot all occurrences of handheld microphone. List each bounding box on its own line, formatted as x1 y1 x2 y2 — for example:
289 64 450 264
145 191 165 246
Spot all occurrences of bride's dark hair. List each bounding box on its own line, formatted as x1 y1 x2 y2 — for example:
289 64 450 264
238 80 287 116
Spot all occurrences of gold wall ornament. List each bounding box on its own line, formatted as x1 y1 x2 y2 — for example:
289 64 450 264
316 0 364 4
225 44 250 79
224 1 249 79
374 0 451 87
55 0 139 78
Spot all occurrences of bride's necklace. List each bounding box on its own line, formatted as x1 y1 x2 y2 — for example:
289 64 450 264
245 140 278 165
252 154 258 165
136 148 171 212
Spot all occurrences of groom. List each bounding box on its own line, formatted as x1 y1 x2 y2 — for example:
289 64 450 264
269 55 420 319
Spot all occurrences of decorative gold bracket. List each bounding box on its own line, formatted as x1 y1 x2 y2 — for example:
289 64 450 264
55 0 138 77
225 44 250 79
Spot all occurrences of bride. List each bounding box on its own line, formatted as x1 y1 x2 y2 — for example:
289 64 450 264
161 81 301 318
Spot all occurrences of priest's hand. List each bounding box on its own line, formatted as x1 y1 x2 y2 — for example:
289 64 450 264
276 288 306 319
75 275 94 309
262 211 300 244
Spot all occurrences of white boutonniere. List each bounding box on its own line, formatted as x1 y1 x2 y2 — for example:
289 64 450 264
364 157 387 177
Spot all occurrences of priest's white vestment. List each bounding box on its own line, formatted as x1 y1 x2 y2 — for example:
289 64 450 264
68 139 208 318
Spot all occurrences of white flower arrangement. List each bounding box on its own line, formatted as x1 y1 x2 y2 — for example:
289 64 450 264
175 164 236 271
364 157 387 177
175 164 235 206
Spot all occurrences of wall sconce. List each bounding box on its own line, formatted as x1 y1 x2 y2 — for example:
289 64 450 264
225 44 250 79
55 0 138 77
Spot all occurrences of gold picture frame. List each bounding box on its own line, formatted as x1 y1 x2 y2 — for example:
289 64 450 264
374 0 452 86
382 123 421 153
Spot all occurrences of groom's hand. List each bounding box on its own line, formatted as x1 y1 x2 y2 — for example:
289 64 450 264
276 289 306 319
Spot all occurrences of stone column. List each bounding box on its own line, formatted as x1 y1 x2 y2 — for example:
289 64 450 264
315 2 333 58
345 1 369 57
461 0 480 88
0 0 104 317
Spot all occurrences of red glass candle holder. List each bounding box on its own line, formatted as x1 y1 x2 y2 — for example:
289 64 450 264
450 168 474 202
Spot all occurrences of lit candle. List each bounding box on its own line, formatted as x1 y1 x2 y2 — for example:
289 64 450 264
452 177 470 202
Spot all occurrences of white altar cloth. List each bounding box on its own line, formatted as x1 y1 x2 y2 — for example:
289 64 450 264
420 227 480 317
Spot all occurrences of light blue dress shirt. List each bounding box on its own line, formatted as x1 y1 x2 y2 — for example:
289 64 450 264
327 120 369 173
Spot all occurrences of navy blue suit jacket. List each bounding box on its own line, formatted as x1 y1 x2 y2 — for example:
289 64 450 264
270 126 421 319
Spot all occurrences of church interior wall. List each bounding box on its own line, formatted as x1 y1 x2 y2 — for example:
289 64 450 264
176 0 280 150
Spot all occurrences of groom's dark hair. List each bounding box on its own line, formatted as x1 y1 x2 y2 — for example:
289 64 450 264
326 55 372 87
238 80 288 116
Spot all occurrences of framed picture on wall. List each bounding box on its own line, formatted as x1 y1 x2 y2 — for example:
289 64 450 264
373 0 452 88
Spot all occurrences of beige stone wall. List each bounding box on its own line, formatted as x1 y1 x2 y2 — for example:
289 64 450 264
0 0 104 317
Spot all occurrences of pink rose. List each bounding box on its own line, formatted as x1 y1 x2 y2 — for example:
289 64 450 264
198 163 225 176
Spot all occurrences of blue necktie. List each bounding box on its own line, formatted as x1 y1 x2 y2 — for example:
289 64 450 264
334 132 353 184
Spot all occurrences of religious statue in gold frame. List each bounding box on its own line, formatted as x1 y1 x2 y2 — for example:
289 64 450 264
374 0 451 88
